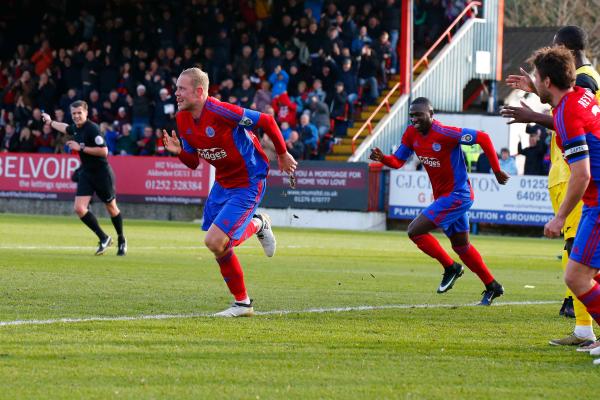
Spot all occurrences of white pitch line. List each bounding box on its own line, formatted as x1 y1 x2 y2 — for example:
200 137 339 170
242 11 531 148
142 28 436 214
0 300 558 327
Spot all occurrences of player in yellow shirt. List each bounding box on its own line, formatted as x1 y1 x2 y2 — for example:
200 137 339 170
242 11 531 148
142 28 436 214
502 26 599 348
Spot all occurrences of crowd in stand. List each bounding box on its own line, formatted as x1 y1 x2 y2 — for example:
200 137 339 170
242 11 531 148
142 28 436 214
0 0 463 160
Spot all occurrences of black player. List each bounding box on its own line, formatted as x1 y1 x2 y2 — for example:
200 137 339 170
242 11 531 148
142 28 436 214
42 101 127 256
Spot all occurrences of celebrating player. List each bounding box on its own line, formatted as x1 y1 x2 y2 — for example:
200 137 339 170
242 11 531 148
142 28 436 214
41 102 127 256
502 26 599 348
370 97 509 305
162 67 297 317
530 46 600 364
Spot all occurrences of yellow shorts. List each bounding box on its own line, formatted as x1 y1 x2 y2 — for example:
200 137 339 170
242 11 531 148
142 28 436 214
549 182 583 240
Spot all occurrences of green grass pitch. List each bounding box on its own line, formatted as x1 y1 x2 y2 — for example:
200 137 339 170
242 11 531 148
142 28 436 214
0 213 598 399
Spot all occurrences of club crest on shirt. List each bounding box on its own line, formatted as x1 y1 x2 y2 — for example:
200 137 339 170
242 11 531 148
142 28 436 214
205 126 215 137
239 116 253 127
432 142 441 152
461 134 473 143
185 128 192 135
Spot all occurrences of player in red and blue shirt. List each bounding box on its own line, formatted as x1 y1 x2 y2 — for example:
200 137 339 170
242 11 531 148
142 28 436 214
163 68 297 317
370 97 510 305
534 47 600 339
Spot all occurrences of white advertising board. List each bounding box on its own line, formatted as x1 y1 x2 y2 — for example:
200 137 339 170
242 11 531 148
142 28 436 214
388 171 553 226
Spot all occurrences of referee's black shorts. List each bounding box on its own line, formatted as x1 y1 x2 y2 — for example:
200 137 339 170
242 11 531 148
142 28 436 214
76 168 116 203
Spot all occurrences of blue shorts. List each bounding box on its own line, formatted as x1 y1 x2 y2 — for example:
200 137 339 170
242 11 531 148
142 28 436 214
422 193 473 237
570 205 600 269
202 179 266 240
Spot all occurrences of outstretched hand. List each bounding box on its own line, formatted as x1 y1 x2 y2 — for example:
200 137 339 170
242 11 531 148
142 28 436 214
505 67 536 93
369 147 384 162
162 129 182 155
500 100 535 125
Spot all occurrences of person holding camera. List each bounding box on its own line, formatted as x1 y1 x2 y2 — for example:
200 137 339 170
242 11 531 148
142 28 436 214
42 101 127 256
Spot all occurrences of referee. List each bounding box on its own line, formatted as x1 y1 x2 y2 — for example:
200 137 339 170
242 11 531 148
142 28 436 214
42 101 127 256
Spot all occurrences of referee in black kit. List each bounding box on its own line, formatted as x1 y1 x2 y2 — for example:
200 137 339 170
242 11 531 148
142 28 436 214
42 101 127 256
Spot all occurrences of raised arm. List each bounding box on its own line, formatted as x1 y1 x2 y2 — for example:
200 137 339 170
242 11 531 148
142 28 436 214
41 112 69 134
369 147 406 169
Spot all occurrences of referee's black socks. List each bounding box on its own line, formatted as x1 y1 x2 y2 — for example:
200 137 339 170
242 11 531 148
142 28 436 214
111 213 124 240
80 211 108 240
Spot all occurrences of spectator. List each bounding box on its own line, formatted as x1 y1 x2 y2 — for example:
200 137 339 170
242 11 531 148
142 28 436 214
298 113 319 159
28 108 45 132
88 90 102 115
34 124 55 153
252 80 272 113
17 127 36 152
154 128 168 156
234 78 256 109
499 147 518 176
426 0 446 46
373 31 394 83
358 44 379 104
31 40 53 76
131 84 151 139
476 151 491 173
338 58 359 106
269 65 289 98
116 123 137 155
286 130 305 160
330 81 350 137
34 72 57 112
380 0 401 72
272 92 298 128
102 122 119 155
153 88 176 130
307 79 327 104
1 124 19 152
279 121 293 141
137 126 156 155
232 45 255 80
308 95 330 137
351 26 373 56
518 130 547 175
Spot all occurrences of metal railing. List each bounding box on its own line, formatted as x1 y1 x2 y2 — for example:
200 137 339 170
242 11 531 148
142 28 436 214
350 82 400 154
412 1 482 74
349 1 483 160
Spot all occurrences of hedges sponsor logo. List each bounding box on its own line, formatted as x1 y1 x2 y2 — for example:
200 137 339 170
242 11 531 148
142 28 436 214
198 147 227 161
418 156 440 168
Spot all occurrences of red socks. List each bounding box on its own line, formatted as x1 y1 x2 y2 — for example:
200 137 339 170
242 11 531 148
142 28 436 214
216 250 247 301
410 234 455 268
577 282 600 324
230 220 259 247
452 244 495 285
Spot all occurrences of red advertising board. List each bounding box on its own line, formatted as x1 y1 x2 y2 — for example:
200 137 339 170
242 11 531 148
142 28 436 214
0 153 210 204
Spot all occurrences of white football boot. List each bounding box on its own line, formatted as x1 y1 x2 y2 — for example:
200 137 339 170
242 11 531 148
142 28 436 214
254 213 276 257
214 300 254 317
